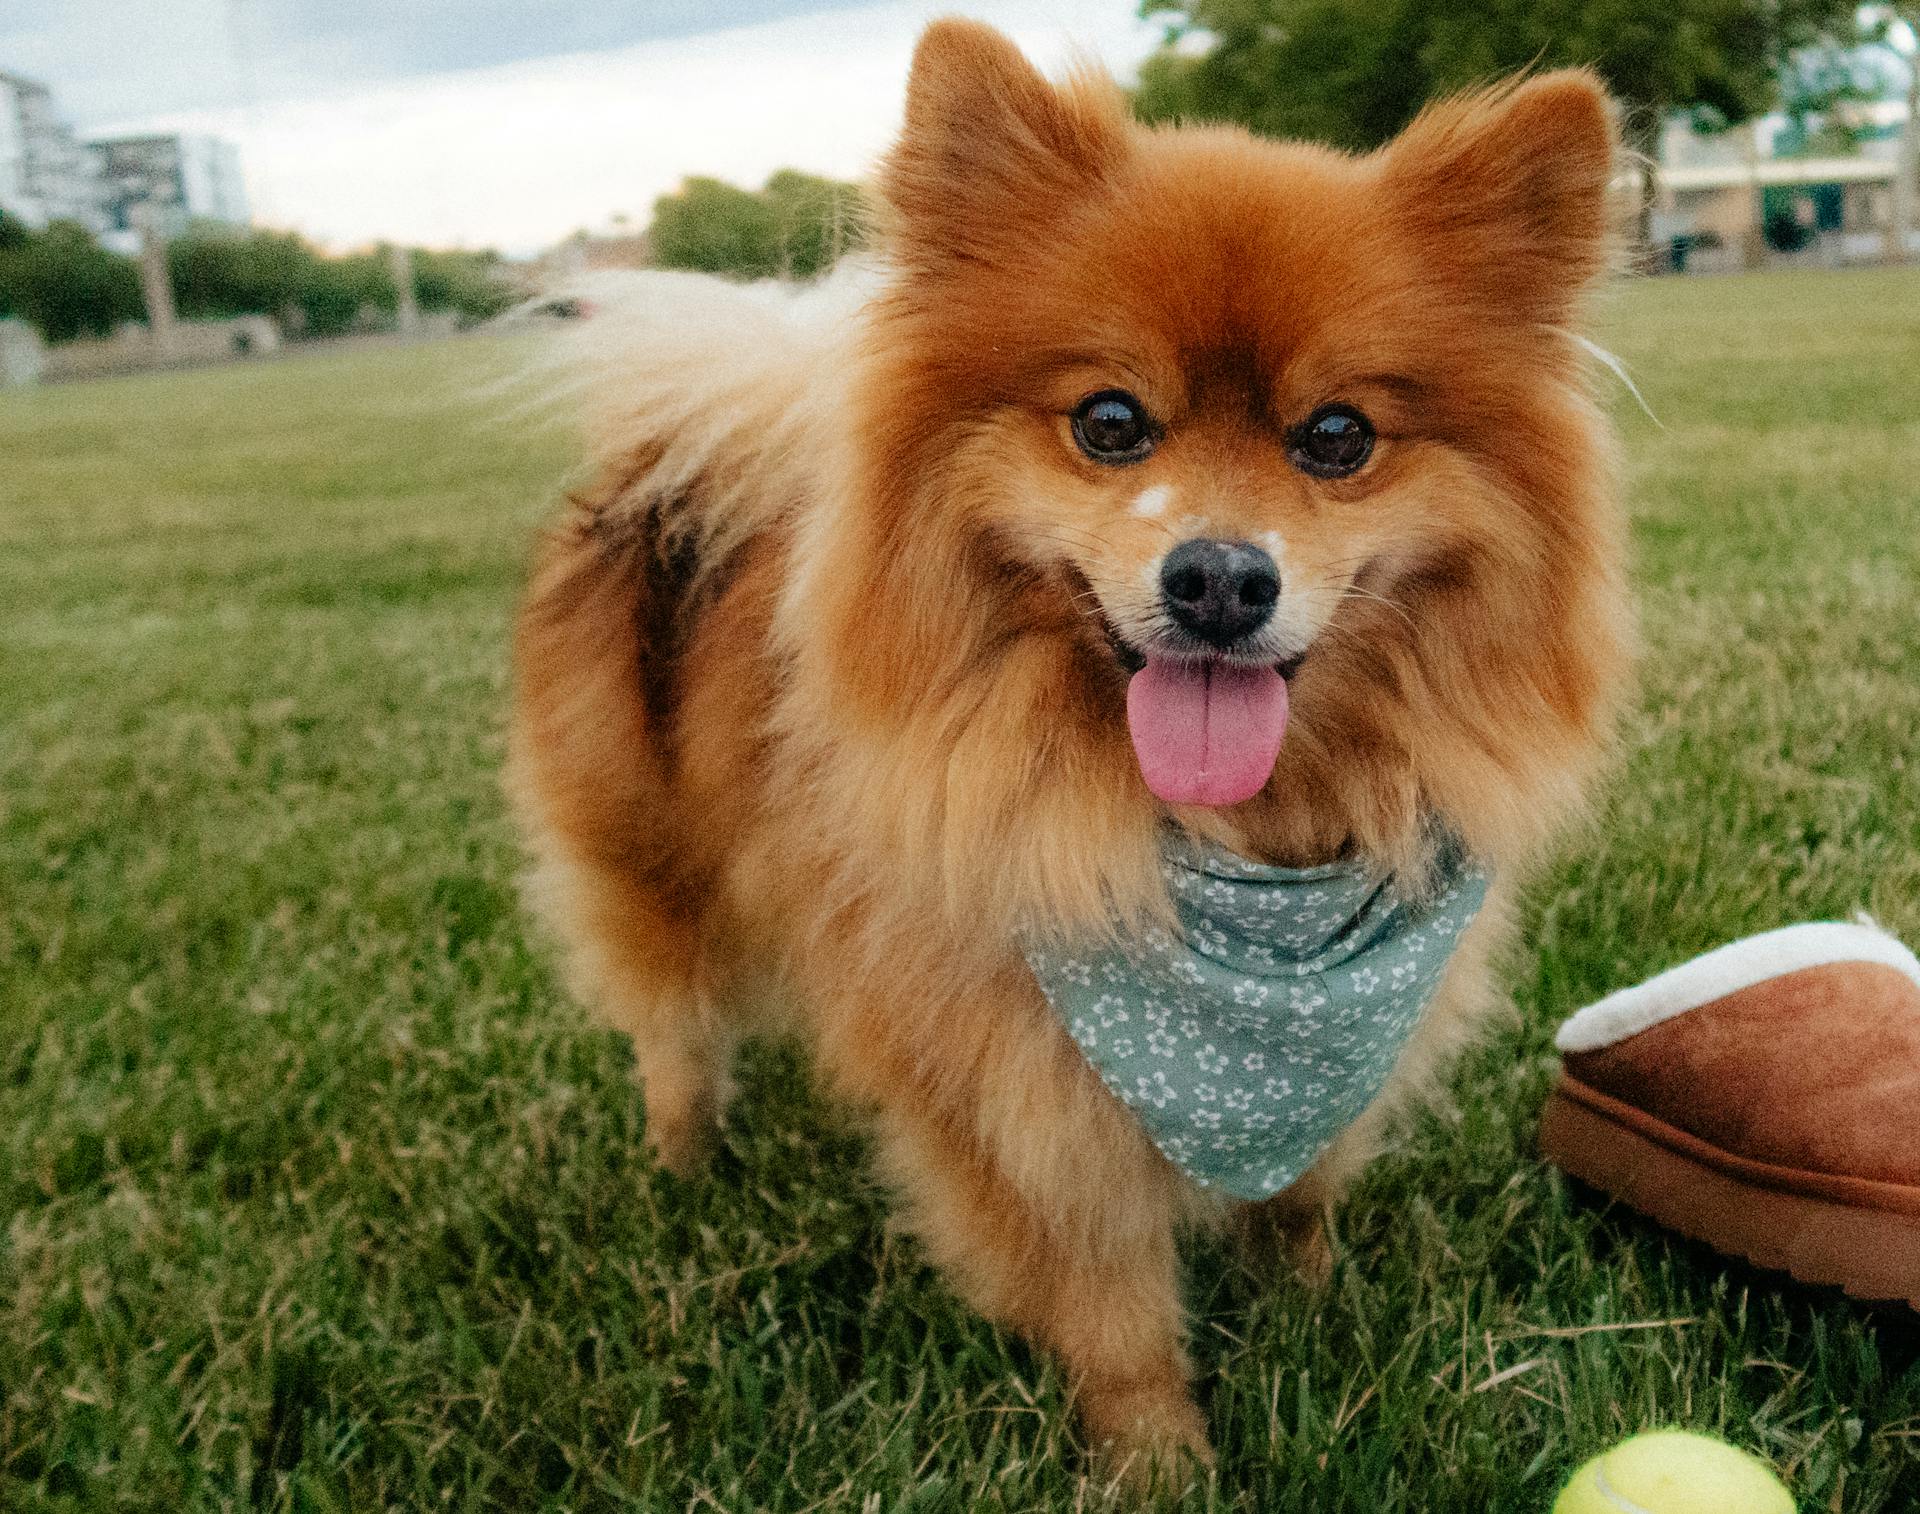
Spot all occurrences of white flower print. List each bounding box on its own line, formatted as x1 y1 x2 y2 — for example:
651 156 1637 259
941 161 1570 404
1242 1050 1266 1073
1222 1087 1255 1111
1194 1082 1217 1102
1110 1037 1135 1058
1071 1016 1098 1048
1062 958 1094 987
1190 1108 1223 1130
1147 1028 1178 1058
1135 1070 1177 1108
1195 1044 1228 1075
1350 966 1382 995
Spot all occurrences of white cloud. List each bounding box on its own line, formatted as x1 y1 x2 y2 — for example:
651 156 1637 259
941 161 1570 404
88 0 1162 255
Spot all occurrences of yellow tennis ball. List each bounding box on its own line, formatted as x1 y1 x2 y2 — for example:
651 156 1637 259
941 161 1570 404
1554 1431 1793 1514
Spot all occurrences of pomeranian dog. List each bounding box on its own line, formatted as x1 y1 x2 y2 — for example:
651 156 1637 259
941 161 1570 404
510 17 1628 1479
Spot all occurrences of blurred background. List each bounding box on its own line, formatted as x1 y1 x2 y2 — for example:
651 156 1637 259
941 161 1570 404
0 0 1914 383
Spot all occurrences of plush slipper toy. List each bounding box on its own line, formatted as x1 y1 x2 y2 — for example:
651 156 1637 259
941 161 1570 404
1542 920 1920 1308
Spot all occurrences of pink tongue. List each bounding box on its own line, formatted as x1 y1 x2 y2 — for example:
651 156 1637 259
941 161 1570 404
1126 659 1289 807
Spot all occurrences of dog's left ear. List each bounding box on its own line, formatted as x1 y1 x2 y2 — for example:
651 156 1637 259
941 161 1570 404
1383 71 1618 321
880 18 1128 267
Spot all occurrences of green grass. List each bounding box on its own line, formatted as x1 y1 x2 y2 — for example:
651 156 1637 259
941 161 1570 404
3 267 1919 1512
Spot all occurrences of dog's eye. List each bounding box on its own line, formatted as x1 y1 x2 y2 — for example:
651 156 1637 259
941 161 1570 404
1291 404 1375 479
1070 390 1157 465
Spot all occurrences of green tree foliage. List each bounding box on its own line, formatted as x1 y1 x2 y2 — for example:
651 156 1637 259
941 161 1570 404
293 250 394 336
1 220 515 344
649 170 866 279
761 169 868 277
412 247 516 323
168 228 312 322
0 221 143 342
1133 0 1860 160
167 229 513 335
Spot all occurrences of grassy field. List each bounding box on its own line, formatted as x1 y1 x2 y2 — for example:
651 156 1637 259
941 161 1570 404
4 266 1920 1512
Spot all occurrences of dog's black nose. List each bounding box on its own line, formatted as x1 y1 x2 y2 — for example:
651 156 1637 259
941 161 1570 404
1159 538 1280 648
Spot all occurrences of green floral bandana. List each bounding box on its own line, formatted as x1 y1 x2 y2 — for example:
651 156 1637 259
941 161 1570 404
1023 837 1489 1200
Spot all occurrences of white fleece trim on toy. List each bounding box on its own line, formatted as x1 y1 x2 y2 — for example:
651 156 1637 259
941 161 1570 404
1555 919 1920 1054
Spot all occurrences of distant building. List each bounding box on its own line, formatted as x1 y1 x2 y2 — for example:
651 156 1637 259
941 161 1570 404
0 70 108 232
1653 149 1901 271
1650 46 1918 272
90 134 249 247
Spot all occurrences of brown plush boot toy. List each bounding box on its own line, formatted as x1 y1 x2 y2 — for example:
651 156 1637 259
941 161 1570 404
1542 920 1920 1308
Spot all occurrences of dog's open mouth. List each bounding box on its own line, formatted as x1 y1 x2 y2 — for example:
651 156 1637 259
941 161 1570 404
1069 570 1301 809
1125 656 1290 808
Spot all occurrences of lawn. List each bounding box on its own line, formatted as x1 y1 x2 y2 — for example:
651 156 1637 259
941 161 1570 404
3 266 1919 1512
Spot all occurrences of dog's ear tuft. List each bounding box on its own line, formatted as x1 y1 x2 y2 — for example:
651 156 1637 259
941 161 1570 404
1384 70 1619 320
880 18 1128 265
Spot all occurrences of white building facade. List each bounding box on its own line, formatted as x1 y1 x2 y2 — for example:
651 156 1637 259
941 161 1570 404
0 71 108 232
91 134 250 246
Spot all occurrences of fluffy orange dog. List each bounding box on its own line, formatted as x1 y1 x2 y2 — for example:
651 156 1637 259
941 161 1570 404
510 18 1628 1477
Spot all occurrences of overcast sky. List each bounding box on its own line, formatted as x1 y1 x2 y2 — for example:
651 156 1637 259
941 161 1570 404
0 0 1164 254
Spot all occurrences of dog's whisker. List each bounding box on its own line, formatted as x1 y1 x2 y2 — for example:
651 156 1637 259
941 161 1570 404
1335 583 1416 632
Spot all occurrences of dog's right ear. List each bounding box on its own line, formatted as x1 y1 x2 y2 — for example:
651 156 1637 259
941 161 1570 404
879 18 1127 266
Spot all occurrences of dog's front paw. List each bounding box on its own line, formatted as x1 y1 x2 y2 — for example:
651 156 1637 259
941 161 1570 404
641 1080 721 1179
1082 1377 1213 1496
1233 1198 1337 1290
1281 1216 1335 1289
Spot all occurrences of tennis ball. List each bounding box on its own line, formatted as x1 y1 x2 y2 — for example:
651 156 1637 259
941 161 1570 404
1554 1431 1793 1514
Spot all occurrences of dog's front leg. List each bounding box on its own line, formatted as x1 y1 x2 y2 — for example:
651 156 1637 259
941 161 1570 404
855 1032 1212 1489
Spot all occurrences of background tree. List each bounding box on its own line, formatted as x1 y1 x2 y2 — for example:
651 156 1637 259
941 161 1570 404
1134 0 1860 244
168 228 313 323
0 222 143 342
760 169 868 277
411 246 516 323
169 228 513 334
1 221 514 345
649 170 866 279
